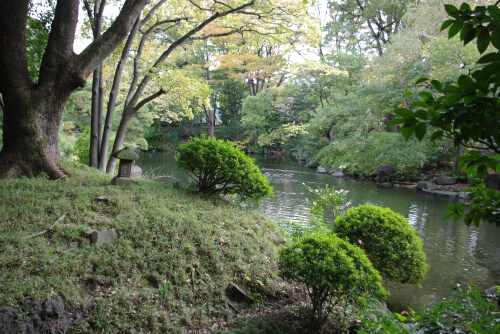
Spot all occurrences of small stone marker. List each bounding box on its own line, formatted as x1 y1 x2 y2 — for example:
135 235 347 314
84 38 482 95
89 228 118 245
94 196 109 203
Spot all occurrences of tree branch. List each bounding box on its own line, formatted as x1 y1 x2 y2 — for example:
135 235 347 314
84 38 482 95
38 0 80 86
133 88 166 112
125 0 255 114
0 0 32 92
76 0 150 79
83 1 95 35
140 0 169 27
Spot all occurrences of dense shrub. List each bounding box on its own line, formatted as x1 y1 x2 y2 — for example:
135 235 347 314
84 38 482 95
176 135 273 201
332 204 429 287
316 133 397 176
316 132 453 177
73 126 90 165
279 233 387 329
58 131 76 160
144 132 170 150
72 127 115 166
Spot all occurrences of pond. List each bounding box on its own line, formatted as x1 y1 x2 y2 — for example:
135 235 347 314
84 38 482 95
136 152 500 312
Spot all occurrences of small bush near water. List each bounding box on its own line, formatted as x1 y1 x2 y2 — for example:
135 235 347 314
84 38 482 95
278 233 387 331
0 161 288 333
176 135 273 201
333 204 429 288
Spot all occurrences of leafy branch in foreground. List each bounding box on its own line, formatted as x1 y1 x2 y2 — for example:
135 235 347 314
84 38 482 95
359 284 500 334
388 3 500 226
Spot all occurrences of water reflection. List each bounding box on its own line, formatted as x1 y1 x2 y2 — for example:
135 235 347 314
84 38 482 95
136 152 500 312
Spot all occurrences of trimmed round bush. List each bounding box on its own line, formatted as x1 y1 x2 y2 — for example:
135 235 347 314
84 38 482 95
279 233 387 328
176 136 273 201
332 204 429 287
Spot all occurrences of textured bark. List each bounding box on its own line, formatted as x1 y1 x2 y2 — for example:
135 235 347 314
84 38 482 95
86 0 105 168
0 0 150 179
0 87 71 178
90 65 101 167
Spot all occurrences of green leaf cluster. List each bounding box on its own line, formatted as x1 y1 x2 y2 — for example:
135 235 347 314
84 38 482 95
333 204 429 288
359 284 500 333
278 232 387 329
315 132 449 177
176 135 274 201
389 2 500 226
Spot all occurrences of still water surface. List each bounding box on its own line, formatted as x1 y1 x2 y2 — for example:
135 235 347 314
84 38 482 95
136 152 500 312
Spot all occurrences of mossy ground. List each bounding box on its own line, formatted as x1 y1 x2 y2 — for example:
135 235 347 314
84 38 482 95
0 161 296 333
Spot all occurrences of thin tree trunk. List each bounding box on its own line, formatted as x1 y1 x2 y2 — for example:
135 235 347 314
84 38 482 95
98 17 141 171
90 65 101 167
86 0 105 168
454 144 464 170
106 109 134 174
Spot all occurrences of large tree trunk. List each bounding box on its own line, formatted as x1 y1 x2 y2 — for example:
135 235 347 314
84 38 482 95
0 88 70 178
0 0 150 179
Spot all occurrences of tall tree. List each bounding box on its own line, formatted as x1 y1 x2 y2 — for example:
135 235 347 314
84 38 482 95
83 0 106 168
101 0 318 174
326 0 417 57
0 0 150 178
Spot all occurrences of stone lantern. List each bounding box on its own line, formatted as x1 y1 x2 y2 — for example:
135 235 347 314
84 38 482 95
111 147 139 185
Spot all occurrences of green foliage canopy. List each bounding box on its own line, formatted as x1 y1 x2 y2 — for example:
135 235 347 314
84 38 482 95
388 3 500 226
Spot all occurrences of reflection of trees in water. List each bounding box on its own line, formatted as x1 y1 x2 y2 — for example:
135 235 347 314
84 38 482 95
473 224 500 283
407 202 428 231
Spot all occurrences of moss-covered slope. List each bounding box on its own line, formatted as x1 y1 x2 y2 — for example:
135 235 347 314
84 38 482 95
0 161 288 333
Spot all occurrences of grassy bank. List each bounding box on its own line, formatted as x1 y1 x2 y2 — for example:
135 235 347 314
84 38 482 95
0 161 291 333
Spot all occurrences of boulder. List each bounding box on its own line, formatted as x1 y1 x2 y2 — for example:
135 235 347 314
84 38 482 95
486 286 500 305
485 174 500 190
485 285 499 296
417 181 435 190
422 189 458 197
41 296 64 320
317 166 328 174
330 171 345 178
305 160 319 168
131 165 142 177
0 296 72 334
376 165 395 183
89 228 118 245
436 174 457 185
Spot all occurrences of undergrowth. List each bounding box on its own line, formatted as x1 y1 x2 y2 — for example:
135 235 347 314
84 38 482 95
0 161 290 333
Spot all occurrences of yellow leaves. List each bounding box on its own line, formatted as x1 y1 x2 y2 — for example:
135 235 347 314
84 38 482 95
145 68 211 123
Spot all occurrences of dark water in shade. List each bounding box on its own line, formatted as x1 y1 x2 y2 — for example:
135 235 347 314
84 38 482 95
136 152 500 312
